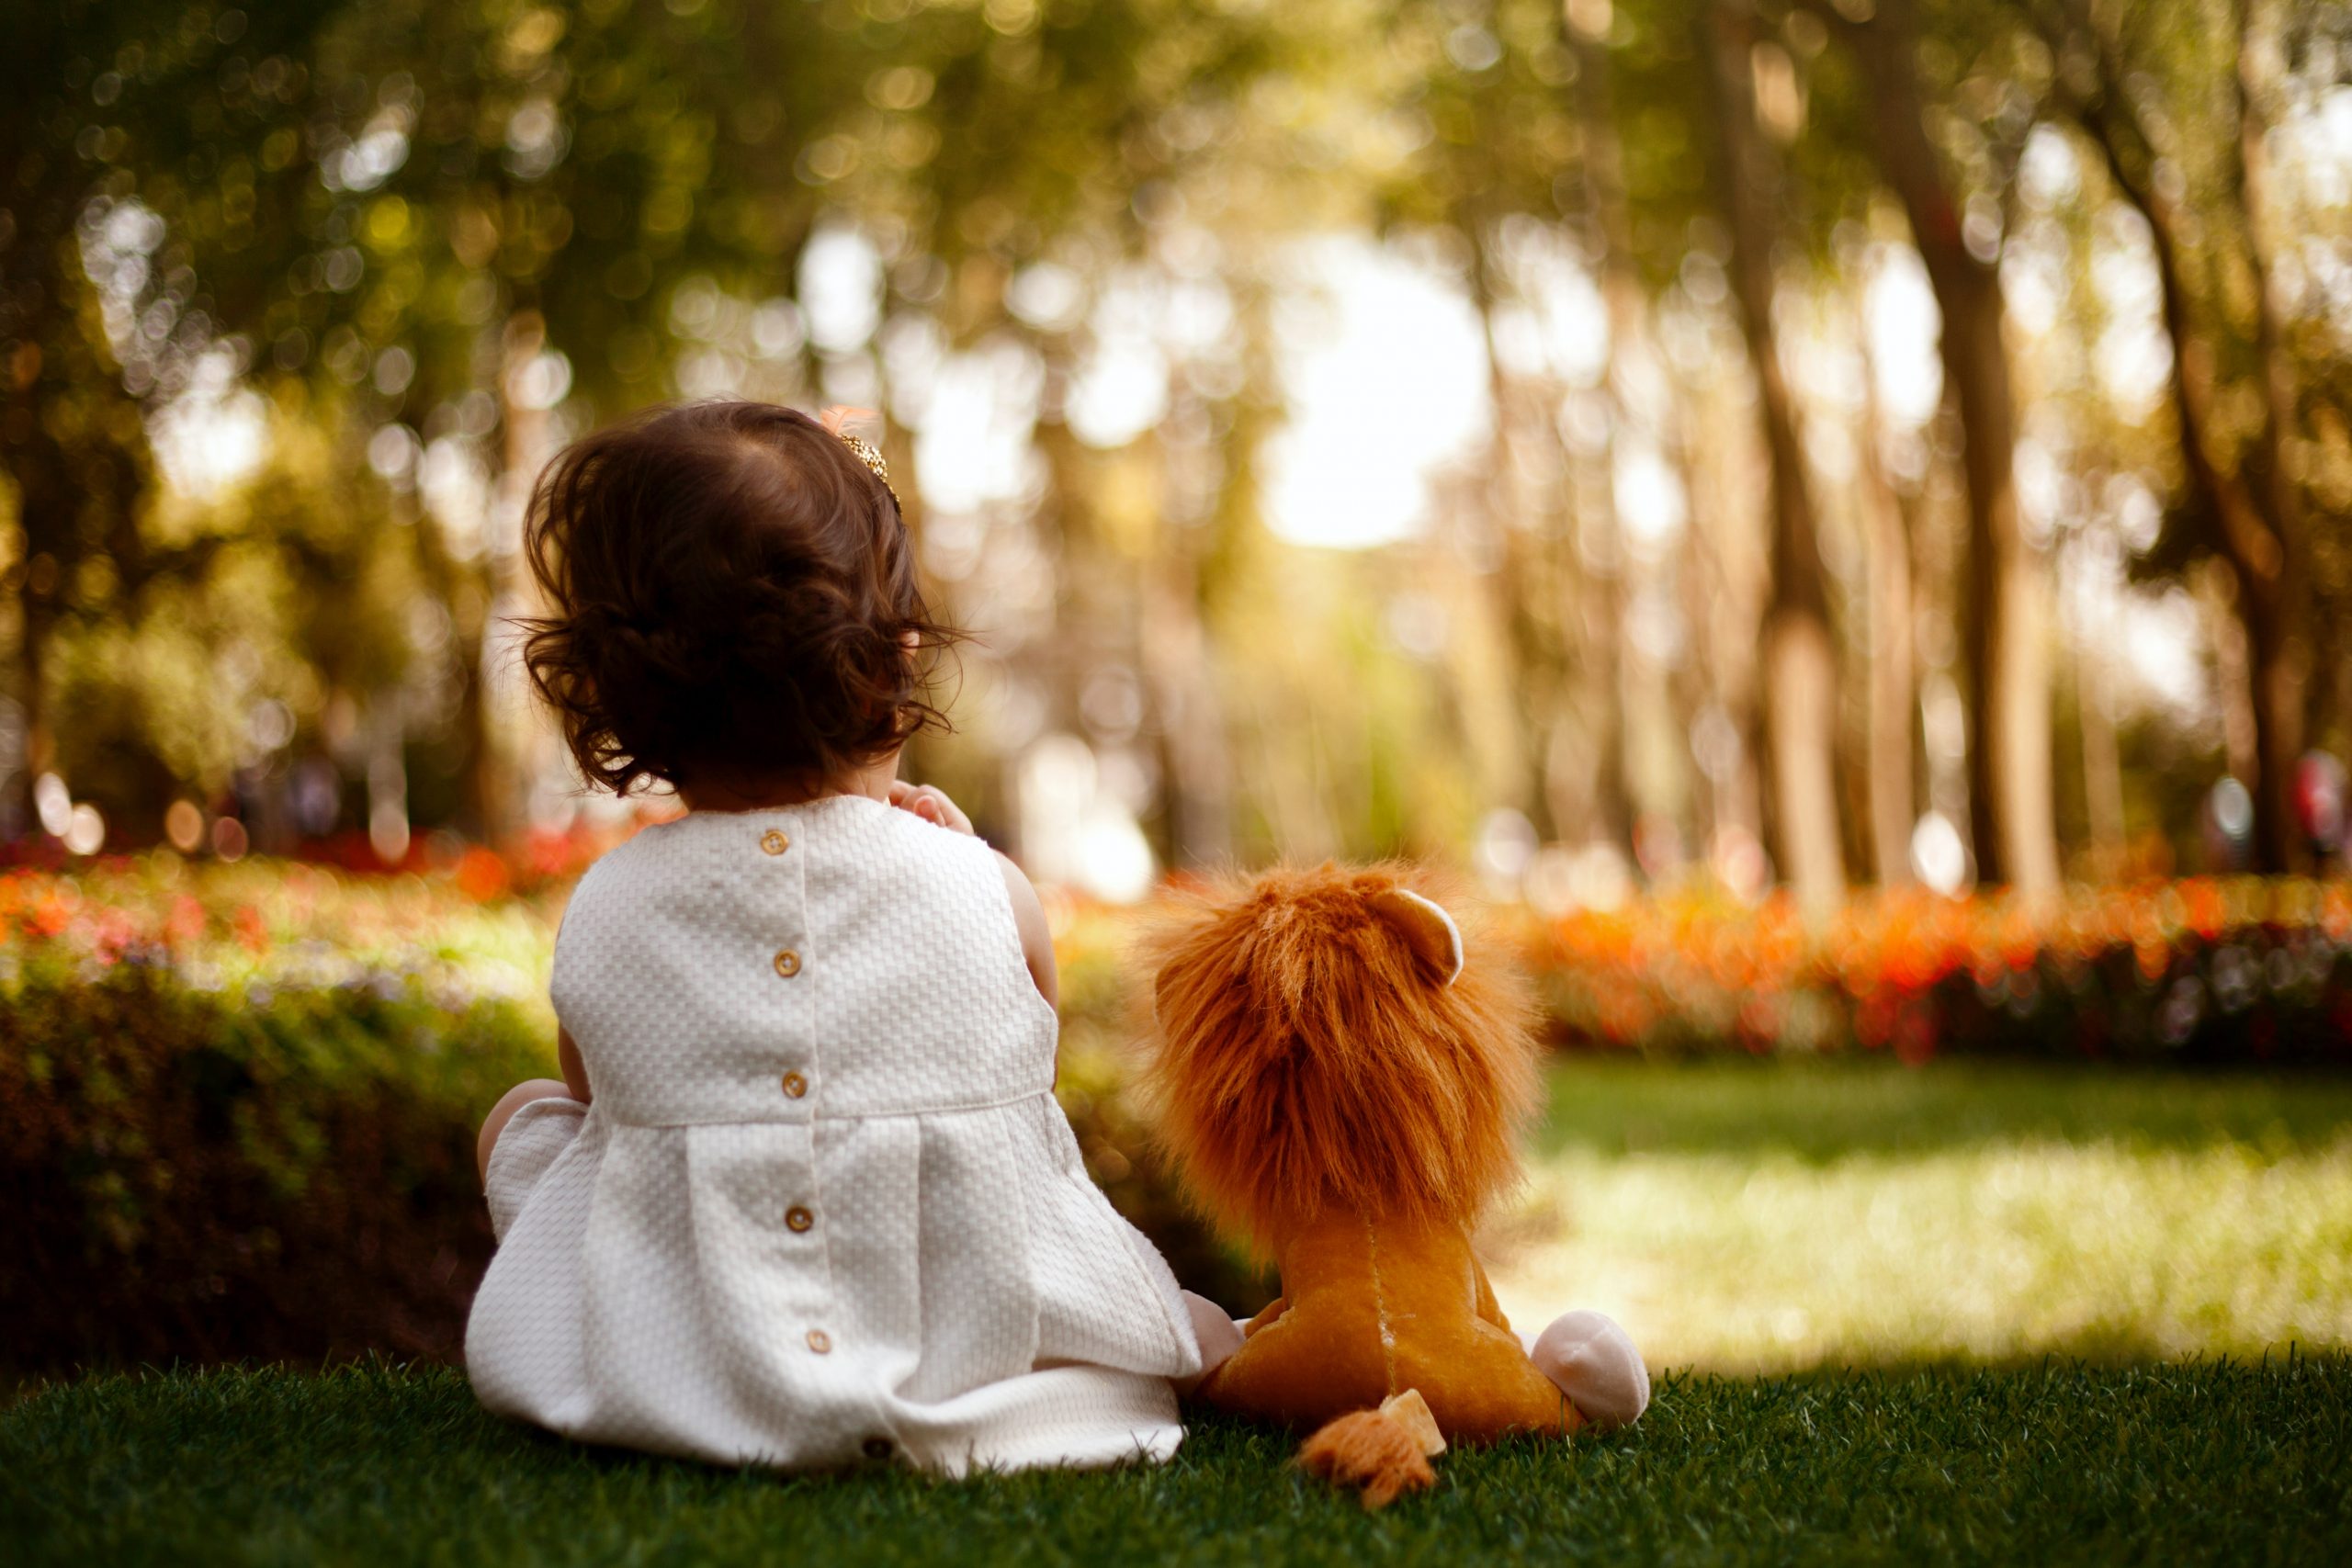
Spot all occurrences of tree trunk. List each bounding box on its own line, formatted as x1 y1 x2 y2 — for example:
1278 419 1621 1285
1561 0 1648 855
1857 314 1918 887
2060 3 2306 870
8 556 56 835
1465 231 1583 851
405 436 499 841
6 435 64 833
1702 0 1846 913
2233 12 2312 870
1676 378 1771 872
2075 624 2127 870
458 313 561 845
1140 537 1233 867
4 220 96 835
1837 0 2057 896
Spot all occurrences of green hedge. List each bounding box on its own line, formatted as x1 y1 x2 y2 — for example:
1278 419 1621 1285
1 956 547 1372
0 964 1261 1374
17 857 2352 1372
0 857 1261 1371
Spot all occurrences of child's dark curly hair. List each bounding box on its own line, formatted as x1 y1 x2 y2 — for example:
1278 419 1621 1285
519 400 956 795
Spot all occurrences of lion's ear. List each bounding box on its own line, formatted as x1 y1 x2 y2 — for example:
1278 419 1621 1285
1367 886 1464 986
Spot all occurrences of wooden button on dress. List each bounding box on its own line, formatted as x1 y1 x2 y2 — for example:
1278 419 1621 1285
781 1071 807 1099
806 1329 831 1354
786 1206 814 1233
760 829 790 855
773 949 801 978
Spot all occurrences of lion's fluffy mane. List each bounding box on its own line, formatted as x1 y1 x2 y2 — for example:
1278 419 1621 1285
1137 863 1541 1254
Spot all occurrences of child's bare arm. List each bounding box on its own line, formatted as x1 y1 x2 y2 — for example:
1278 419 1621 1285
995 853 1059 1010
559 1027 593 1103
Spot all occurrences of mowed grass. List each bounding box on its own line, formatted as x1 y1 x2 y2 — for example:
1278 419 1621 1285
1489 1061 2352 1371
9 1062 2352 1562
6 1357 2348 1566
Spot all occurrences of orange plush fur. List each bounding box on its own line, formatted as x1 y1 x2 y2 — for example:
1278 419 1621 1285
1142 863 1583 1462
1141 863 1538 1257
1298 1411 1436 1509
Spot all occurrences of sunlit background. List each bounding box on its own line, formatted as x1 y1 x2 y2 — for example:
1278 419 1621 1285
13 0 2352 899
7 0 2352 1378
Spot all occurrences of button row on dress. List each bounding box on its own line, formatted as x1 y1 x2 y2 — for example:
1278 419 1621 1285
759 829 831 1366
764 840 806 1107
764 829 818 1337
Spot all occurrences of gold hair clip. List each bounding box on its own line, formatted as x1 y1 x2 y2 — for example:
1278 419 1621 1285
818 406 900 510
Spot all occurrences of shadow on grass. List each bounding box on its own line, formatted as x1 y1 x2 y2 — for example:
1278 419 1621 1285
1535 1056 2352 1161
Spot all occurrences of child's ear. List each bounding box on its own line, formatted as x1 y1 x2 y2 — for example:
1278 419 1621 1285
1367 886 1464 986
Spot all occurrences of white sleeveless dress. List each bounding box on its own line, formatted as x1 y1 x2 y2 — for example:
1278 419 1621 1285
464 796 1200 1474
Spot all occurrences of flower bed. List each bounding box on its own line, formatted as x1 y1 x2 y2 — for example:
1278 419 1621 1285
1524 880 2352 1065
0 858 559 1371
11 858 2352 1371
0 858 1259 1371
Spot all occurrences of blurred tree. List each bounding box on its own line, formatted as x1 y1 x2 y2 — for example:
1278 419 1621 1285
876 0 1295 863
1850 275 1921 886
1552 0 1651 854
2033 0 2313 873
269 0 858 837
10 0 2343 887
1804 0 2062 897
1700 0 1847 912
2 1 359 837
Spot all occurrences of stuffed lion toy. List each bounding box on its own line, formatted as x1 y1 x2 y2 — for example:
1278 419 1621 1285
1144 863 1649 1506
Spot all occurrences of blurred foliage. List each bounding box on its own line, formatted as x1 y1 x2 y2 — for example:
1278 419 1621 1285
1527 875 2352 1062
15 852 2352 1365
0 854 1264 1367
0 856 553 1368
5 0 2351 894
1 968 539 1368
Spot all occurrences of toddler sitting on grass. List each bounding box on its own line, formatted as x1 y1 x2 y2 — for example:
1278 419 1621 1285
467 401 1212 1474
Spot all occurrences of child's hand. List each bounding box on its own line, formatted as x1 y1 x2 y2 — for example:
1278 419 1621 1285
888 779 974 835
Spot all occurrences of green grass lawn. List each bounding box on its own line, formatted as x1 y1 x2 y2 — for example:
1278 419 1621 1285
9 1060 2352 1563
5 1358 2347 1566
1490 1061 2352 1371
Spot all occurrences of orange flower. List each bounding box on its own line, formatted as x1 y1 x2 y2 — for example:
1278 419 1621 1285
454 846 512 903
